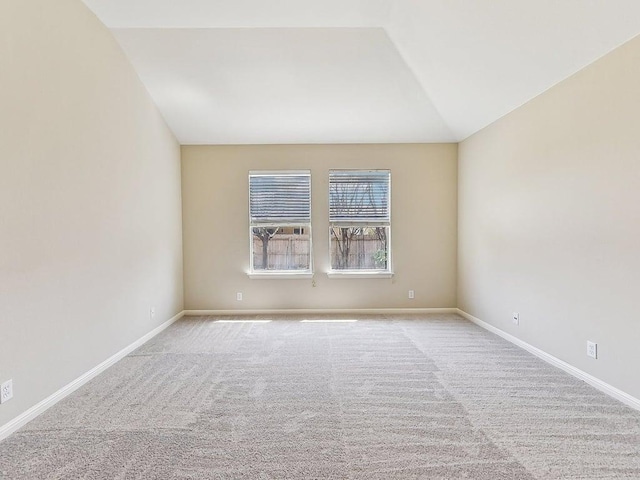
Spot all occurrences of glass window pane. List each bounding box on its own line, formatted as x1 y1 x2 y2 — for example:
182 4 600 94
329 170 390 223
330 226 389 271
252 226 311 271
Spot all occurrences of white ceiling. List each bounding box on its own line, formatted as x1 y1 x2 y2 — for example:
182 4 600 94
83 0 640 144
83 0 393 28
113 28 454 144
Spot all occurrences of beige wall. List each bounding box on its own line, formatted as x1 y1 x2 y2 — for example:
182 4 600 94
458 35 640 399
0 0 183 427
182 144 457 310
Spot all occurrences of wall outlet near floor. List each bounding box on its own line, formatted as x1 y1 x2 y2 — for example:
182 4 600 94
587 341 598 359
512 312 520 326
236 292 243 301
1 379 13 404
408 290 415 299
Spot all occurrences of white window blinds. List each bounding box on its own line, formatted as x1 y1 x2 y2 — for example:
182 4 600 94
329 170 390 224
249 171 311 224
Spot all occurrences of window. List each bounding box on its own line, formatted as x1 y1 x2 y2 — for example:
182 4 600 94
329 170 391 273
249 171 312 274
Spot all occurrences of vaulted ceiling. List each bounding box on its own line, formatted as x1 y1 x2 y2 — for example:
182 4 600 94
83 0 640 144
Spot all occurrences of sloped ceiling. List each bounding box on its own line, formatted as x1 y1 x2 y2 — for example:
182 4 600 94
83 0 640 144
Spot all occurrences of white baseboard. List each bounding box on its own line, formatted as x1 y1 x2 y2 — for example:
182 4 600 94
456 309 640 412
184 308 458 316
0 310 185 442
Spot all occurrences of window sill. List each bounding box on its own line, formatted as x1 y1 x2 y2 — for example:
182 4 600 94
248 272 314 280
327 271 394 279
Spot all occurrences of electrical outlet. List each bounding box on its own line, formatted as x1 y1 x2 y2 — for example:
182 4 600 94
236 292 243 301
587 341 598 359
512 312 520 326
150 307 155 319
1 379 13 404
408 290 415 299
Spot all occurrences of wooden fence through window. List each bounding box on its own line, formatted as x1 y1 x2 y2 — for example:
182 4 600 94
252 234 386 270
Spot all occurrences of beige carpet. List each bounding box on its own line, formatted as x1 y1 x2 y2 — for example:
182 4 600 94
1 313 639 479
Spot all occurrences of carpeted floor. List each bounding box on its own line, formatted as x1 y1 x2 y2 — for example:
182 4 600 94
1 313 639 479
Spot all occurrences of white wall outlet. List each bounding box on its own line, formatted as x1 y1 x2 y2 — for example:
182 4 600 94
236 292 243 301
587 341 598 359
408 290 415 299
1 379 13 404
512 312 520 325
150 307 155 319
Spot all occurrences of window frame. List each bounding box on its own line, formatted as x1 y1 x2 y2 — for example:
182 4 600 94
248 170 313 278
327 169 392 278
